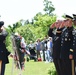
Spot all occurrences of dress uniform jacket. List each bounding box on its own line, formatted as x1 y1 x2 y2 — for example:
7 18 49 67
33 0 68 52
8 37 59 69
60 26 74 75
60 26 73 59
48 28 63 75
48 28 62 59
72 28 76 59
0 30 10 64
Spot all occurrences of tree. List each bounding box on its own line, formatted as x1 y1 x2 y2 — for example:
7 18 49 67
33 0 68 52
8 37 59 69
25 19 30 24
34 12 43 21
43 0 55 15
5 0 57 51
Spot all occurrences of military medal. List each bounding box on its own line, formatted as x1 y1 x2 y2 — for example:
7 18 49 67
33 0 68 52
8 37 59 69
65 38 67 41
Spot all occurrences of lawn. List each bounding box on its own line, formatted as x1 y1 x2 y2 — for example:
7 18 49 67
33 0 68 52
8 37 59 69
5 57 54 75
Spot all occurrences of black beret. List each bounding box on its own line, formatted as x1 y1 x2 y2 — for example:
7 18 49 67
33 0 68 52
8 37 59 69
0 21 4 27
65 15 73 20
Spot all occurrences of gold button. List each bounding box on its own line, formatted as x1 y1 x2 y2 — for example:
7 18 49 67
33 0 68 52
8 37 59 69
69 39 71 41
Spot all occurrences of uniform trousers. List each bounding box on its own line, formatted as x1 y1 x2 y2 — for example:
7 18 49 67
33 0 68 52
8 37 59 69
53 58 62 75
74 60 76 75
60 59 72 75
1 62 5 75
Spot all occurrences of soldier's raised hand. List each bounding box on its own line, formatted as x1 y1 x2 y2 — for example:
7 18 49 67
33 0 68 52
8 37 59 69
50 22 56 29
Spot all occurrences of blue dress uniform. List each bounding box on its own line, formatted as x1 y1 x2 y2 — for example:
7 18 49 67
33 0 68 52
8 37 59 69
72 14 76 59
48 28 63 75
0 21 10 75
72 27 76 75
60 26 73 75
72 14 76 75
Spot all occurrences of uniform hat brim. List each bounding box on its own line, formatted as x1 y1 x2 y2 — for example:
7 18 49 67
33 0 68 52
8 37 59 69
73 14 76 17
65 15 73 20
73 14 76 20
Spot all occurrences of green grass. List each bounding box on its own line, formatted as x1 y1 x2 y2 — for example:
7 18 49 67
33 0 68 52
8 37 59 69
5 57 54 75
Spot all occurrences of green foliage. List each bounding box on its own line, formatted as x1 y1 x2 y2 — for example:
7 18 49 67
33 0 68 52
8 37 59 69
5 29 13 52
43 0 55 15
6 14 56 51
8 21 22 33
15 14 56 43
15 24 36 43
33 14 56 40
48 63 57 75
5 0 56 51
5 35 12 52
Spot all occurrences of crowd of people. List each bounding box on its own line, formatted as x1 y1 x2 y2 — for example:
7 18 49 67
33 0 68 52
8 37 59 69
26 36 53 63
14 35 53 63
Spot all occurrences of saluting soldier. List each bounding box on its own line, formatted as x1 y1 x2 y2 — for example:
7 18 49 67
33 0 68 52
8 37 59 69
72 14 76 60
0 21 11 75
60 15 74 75
48 20 64 75
71 14 76 75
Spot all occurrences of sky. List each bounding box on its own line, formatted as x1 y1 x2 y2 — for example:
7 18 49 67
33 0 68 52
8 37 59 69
52 0 76 17
0 0 76 27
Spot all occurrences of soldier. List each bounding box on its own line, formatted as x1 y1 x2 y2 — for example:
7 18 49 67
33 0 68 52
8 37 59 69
60 15 74 75
0 21 11 75
71 14 76 75
48 20 64 75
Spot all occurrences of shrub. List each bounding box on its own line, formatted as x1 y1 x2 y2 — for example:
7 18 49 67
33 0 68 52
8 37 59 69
48 63 57 75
